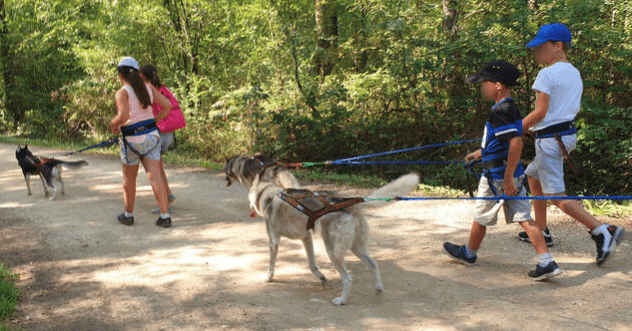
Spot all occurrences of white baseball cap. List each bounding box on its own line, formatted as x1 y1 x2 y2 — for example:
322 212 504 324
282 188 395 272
117 57 139 70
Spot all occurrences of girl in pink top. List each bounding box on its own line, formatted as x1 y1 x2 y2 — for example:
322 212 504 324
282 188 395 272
109 57 174 228
140 64 187 213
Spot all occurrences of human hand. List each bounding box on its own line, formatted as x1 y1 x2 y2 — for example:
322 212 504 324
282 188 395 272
503 178 517 196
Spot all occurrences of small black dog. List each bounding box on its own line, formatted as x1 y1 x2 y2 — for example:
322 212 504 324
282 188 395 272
15 145 88 200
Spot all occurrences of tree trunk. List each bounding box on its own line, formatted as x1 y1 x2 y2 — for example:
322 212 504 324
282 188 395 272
315 0 338 77
442 0 458 34
0 0 19 125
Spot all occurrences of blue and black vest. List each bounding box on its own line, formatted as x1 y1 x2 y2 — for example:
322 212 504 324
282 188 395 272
480 98 524 180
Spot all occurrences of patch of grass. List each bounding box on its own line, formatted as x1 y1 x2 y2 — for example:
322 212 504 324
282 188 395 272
0 263 20 326
584 199 632 218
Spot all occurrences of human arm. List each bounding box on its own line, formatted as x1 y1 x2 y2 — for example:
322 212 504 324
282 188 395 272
522 91 550 132
151 85 172 124
503 136 523 196
110 88 130 134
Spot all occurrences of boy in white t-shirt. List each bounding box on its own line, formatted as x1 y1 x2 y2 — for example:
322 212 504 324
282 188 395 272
519 23 624 265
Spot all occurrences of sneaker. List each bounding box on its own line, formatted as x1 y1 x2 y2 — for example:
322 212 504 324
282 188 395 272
518 227 554 247
117 213 134 226
155 216 172 228
443 242 477 266
592 225 625 265
528 261 563 280
168 193 176 203
151 206 173 214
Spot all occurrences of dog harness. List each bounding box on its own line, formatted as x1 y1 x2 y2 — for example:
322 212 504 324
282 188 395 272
29 156 53 175
278 189 366 231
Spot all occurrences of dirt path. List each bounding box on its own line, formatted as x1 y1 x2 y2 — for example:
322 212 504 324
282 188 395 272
1 143 630 331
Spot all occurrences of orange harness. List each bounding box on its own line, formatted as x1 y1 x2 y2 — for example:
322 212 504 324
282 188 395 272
278 189 366 230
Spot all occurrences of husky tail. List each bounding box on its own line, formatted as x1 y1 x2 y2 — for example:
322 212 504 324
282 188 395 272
61 160 89 168
362 173 419 209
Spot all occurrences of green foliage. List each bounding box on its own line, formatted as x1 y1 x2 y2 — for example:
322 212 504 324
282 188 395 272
0 264 19 322
1 0 632 199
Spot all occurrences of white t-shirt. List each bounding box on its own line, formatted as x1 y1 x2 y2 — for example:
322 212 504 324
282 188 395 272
531 62 582 131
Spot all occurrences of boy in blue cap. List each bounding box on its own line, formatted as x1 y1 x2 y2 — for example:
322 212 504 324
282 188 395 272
443 60 562 280
518 23 625 265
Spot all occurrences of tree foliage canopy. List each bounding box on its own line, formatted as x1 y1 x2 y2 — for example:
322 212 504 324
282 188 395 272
1 0 631 194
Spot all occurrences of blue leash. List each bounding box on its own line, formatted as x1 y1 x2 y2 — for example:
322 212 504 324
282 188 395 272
65 137 120 156
330 138 481 164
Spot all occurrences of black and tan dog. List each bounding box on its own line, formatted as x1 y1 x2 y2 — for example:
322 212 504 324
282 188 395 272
15 145 88 200
249 172 419 305
223 153 300 189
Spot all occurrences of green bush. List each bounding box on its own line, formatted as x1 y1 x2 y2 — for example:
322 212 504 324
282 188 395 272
0 264 19 322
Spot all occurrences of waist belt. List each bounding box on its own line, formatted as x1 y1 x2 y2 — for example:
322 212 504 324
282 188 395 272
121 119 158 137
534 121 576 139
479 158 506 170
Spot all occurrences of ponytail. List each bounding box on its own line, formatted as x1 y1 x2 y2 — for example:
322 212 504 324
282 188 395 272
118 67 151 108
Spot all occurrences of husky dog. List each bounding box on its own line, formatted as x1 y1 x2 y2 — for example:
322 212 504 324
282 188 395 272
15 145 88 200
224 153 300 189
249 172 419 305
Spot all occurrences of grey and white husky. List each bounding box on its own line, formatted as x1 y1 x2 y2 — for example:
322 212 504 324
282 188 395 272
223 153 300 189
15 145 88 200
248 172 419 305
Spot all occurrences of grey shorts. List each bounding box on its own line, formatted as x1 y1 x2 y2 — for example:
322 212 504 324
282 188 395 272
524 134 577 194
120 134 161 166
159 131 174 154
473 175 533 226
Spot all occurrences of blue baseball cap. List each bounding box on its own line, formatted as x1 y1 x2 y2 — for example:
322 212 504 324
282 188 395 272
526 23 572 48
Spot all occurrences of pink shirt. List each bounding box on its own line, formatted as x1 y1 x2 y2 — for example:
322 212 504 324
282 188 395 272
123 84 158 143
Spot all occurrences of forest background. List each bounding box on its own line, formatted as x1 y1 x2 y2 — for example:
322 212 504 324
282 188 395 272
0 0 631 197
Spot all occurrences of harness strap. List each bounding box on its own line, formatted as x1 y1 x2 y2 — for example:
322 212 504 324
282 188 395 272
554 133 579 174
30 156 53 175
278 192 366 230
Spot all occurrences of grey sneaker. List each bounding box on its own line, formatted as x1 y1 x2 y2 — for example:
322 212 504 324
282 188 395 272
528 261 563 281
518 227 554 247
117 213 134 226
592 225 625 265
443 242 477 266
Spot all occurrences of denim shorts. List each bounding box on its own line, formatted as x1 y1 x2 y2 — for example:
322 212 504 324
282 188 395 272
159 131 174 154
524 134 577 194
473 175 533 226
120 133 161 166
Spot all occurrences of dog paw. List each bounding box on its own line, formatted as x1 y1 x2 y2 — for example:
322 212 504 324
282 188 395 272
375 288 383 295
332 297 346 306
265 274 274 282
318 276 327 287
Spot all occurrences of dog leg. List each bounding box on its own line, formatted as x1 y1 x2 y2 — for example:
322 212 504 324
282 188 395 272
352 248 383 295
329 255 352 306
38 174 49 198
301 234 327 286
266 222 280 282
25 174 32 195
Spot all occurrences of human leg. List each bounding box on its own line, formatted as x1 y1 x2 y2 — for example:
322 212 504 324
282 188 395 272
142 158 169 215
122 163 140 213
550 195 625 265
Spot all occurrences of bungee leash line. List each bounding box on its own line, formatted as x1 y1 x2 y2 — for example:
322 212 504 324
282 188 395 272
65 137 120 156
363 195 632 202
283 138 481 168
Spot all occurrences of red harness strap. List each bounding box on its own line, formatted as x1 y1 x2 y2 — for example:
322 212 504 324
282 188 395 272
278 191 366 231
30 156 53 175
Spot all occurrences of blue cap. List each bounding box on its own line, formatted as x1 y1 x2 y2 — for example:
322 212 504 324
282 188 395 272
526 23 572 48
